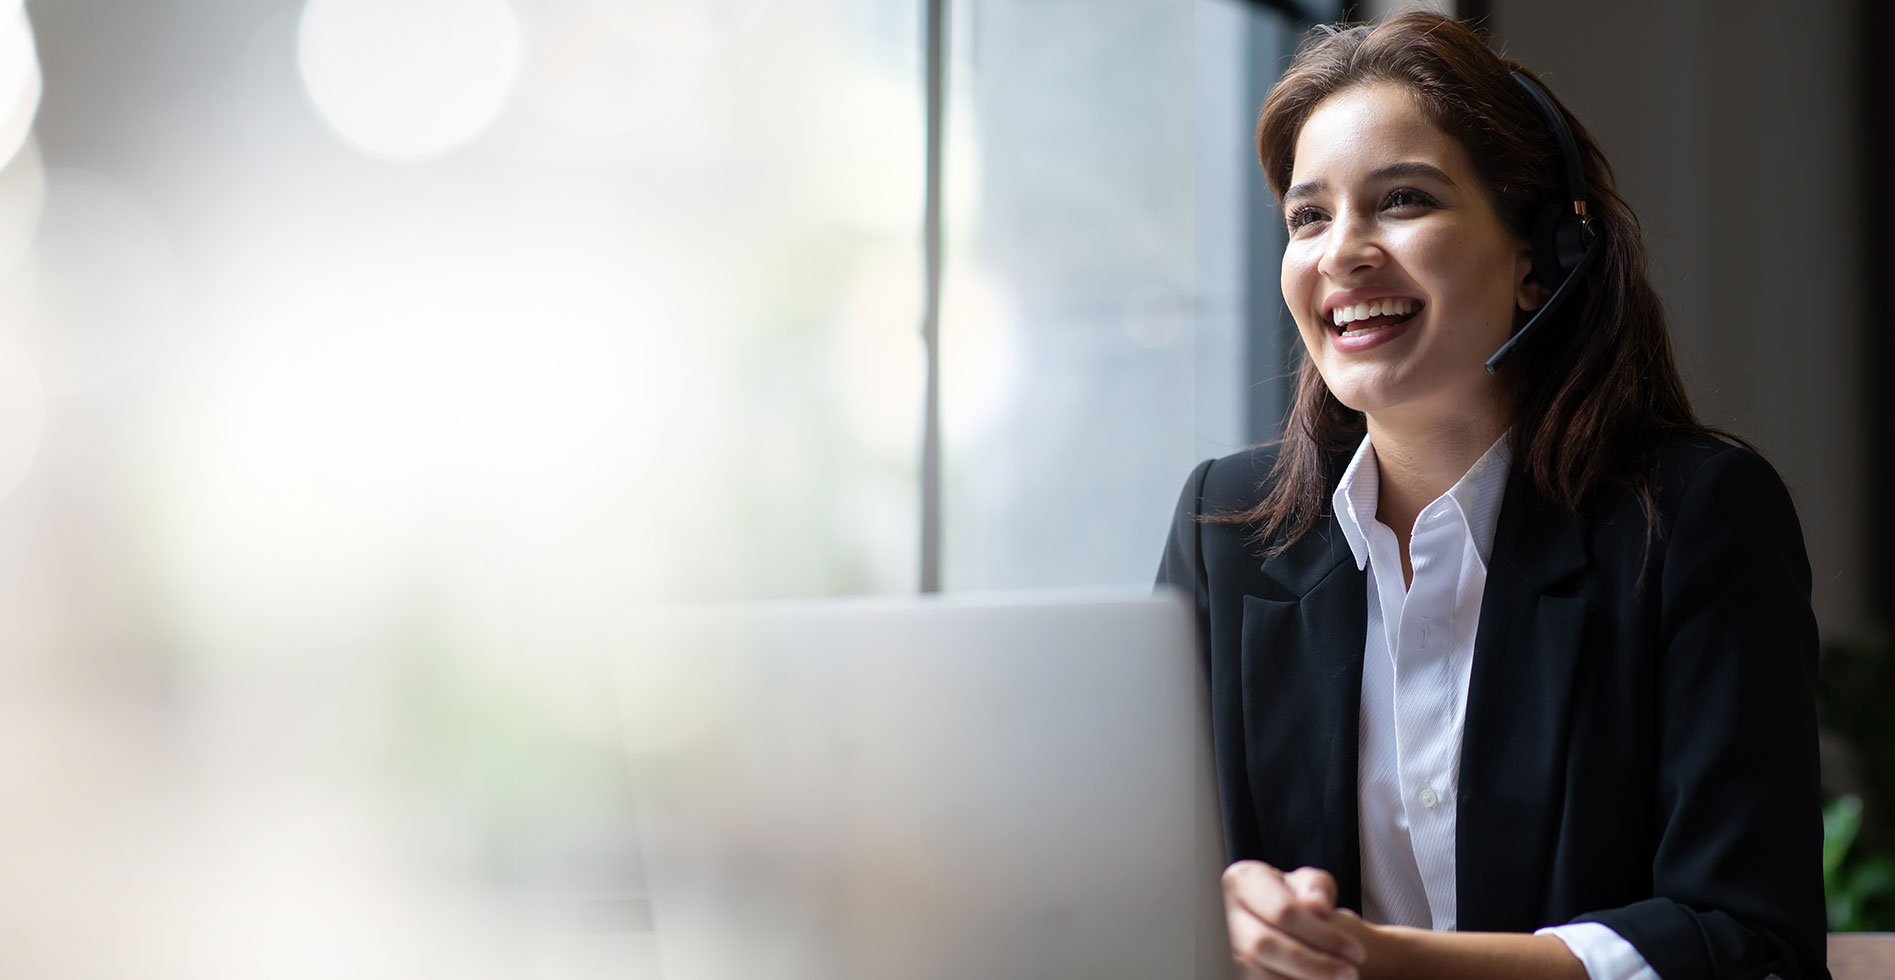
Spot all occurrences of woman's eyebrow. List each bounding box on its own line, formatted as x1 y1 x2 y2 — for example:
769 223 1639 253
1369 161 1455 185
1282 180 1324 203
1282 161 1456 203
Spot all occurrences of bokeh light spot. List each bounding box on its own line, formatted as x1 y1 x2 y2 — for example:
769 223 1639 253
297 0 521 161
0 1 41 173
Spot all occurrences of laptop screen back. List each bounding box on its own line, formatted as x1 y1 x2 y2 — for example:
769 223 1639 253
616 590 1229 980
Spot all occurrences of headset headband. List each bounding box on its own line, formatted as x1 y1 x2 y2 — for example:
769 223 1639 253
1511 70 1587 215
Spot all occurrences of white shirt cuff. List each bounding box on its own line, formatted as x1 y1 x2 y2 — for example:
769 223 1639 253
1535 922 1661 980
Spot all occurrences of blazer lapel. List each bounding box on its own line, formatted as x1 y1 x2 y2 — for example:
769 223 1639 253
1241 514 1368 912
1456 474 1590 931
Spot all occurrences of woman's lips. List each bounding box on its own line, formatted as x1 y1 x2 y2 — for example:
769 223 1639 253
1328 310 1418 353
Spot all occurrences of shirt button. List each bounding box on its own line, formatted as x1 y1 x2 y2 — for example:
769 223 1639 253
1418 787 1439 808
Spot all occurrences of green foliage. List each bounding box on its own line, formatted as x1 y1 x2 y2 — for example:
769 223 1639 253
1818 626 1895 931
1824 795 1895 931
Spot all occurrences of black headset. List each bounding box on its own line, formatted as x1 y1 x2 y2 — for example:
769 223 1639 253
1483 71 1604 373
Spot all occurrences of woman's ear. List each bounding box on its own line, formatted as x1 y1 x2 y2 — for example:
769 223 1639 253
1516 243 1552 311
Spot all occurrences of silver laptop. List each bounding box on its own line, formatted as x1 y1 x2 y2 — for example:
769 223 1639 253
615 589 1231 980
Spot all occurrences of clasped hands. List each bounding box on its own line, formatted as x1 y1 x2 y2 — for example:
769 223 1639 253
1224 860 1371 980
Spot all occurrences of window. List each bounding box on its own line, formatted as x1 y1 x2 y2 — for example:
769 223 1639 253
937 0 1305 589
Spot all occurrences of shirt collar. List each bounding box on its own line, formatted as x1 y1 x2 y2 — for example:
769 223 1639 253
1446 432 1513 568
1329 432 1514 573
1332 436 1381 572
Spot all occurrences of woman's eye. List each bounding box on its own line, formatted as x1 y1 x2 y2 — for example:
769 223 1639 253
1286 207 1325 230
1384 188 1437 211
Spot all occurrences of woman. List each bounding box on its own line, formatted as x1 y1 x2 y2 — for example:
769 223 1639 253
1157 12 1826 980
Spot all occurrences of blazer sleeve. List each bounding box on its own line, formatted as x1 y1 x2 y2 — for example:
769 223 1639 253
1578 447 1830 980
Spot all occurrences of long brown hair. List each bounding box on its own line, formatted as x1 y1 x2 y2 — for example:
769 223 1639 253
1220 11 1724 551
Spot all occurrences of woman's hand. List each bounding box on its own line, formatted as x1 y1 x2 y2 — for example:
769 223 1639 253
1224 860 1370 980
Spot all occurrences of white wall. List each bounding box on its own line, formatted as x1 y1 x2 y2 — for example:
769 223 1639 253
1489 0 1867 637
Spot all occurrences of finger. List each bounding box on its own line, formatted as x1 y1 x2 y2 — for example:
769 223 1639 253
1226 865 1366 964
1224 909 1303 980
1227 910 1360 980
1284 866 1339 912
1223 859 1279 897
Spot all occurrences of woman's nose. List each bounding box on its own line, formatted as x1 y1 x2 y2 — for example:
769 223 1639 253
1316 211 1384 280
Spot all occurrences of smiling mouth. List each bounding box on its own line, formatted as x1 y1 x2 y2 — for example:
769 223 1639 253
1329 299 1423 336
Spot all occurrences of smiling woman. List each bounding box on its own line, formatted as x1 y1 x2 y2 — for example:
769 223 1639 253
1280 82 1533 433
1159 11 1827 980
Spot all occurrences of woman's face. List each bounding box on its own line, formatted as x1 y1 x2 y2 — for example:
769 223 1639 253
1280 82 1539 427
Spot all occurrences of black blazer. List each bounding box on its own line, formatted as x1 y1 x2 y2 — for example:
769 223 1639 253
1156 435 1828 980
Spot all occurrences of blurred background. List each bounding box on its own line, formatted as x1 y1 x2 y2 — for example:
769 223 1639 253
0 0 1888 974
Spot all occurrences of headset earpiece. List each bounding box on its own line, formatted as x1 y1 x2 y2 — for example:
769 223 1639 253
1530 201 1593 288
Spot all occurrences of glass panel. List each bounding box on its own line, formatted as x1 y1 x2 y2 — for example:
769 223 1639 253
941 0 1287 590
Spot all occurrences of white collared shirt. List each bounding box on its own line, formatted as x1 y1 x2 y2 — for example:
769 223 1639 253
1330 433 1658 980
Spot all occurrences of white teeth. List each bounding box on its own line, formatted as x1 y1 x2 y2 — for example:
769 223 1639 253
1329 297 1419 327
